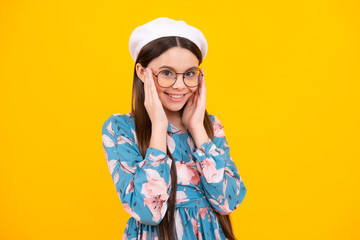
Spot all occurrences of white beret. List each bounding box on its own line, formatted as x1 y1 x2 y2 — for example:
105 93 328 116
129 17 208 62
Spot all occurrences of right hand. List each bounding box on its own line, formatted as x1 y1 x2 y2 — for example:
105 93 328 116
143 68 168 130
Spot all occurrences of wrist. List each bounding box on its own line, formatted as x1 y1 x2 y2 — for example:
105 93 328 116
152 122 168 132
187 124 204 133
189 126 209 148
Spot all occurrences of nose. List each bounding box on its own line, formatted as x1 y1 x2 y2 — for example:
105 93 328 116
172 73 186 89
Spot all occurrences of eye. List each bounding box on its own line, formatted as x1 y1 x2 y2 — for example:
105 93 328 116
185 70 196 78
160 70 173 77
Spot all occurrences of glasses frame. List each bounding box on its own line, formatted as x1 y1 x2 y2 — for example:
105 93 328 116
152 67 203 88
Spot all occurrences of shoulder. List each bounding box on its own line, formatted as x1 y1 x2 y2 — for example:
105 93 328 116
209 114 225 138
102 112 136 140
208 114 224 127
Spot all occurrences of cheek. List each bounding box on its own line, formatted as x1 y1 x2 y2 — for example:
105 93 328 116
185 90 196 101
155 86 167 103
190 87 198 95
154 82 164 95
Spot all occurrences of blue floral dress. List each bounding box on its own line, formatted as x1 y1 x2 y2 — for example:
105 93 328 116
101 113 247 240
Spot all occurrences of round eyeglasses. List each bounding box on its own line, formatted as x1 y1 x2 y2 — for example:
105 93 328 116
152 68 203 88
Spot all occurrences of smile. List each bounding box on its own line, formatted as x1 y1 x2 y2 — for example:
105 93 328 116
165 93 186 101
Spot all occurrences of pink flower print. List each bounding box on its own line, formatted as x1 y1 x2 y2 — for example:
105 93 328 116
107 159 117 175
176 190 188 204
125 179 134 194
208 197 219 206
142 230 149 239
167 134 176 154
224 166 235 177
141 169 169 197
122 203 141 222
138 159 148 168
151 232 159 240
220 178 228 201
119 162 137 174
141 169 169 223
131 128 138 145
122 231 128 240
169 124 182 133
103 146 108 161
199 208 207 220
191 218 200 238
102 134 116 148
213 147 225 156
207 142 224 156
214 229 221 240
218 198 234 214
224 166 241 195
213 117 225 138
174 210 184 239
197 157 224 183
117 134 133 146
143 195 167 223
106 121 115 137
139 152 167 168
147 152 167 168
187 135 195 152
197 139 224 156
176 160 200 185
236 178 241 195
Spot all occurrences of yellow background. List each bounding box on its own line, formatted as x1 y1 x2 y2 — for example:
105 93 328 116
1 0 359 239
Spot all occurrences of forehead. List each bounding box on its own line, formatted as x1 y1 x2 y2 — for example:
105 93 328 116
149 47 199 70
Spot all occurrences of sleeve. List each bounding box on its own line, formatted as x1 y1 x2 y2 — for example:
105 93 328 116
193 115 247 215
101 114 172 225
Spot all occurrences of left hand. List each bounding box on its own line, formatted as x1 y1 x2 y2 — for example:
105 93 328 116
182 68 206 132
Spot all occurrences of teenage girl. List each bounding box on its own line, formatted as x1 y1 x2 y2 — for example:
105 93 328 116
102 17 247 240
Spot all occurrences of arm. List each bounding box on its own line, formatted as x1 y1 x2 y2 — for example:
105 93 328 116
102 114 172 225
192 115 247 215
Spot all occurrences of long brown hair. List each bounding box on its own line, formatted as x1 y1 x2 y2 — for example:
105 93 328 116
130 36 236 240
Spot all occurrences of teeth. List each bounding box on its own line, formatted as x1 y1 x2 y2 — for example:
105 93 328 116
168 94 184 99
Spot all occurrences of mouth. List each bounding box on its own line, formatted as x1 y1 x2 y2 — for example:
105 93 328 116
164 92 187 102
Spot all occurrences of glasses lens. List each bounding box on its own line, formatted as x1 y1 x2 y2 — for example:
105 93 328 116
157 70 176 87
184 69 200 87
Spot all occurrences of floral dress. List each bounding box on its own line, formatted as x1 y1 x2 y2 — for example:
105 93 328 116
101 112 247 240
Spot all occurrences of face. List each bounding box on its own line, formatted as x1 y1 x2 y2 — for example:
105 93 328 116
136 47 200 114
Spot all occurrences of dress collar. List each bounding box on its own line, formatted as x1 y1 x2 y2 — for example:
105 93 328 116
129 112 189 135
167 122 189 135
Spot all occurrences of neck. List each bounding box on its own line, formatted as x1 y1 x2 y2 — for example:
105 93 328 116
164 108 184 127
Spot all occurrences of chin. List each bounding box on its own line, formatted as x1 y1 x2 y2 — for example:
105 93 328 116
164 104 185 112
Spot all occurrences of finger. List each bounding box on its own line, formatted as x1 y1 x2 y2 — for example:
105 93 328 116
149 69 156 92
148 69 157 100
200 69 206 106
144 68 149 99
199 68 204 86
145 68 153 104
201 68 206 94
188 93 195 106
147 68 154 102
194 86 199 105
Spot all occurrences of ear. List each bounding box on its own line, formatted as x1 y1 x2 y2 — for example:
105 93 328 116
135 63 146 83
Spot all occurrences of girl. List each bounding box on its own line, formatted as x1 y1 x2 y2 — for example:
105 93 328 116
102 17 247 240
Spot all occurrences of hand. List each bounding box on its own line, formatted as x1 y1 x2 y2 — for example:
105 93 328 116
143 68 168 130
182 68 206 132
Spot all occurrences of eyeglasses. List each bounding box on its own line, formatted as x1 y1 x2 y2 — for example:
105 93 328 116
152 68 203 88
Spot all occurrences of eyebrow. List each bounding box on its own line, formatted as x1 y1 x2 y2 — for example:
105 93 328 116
158 65 198 71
